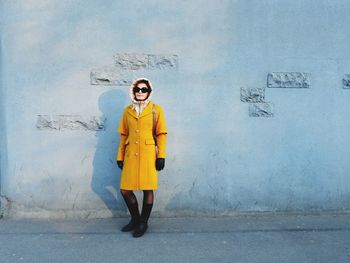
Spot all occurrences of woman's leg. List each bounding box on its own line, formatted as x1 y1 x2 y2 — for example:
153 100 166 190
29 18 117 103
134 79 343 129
143 190 154 204
120 189 140 232
133 190 154 237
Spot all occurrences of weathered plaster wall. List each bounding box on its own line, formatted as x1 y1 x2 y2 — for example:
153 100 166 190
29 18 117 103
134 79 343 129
1 0 350 218
0 0 9 215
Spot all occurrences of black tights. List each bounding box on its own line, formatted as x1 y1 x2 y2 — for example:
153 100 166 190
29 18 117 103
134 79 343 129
120 190 154 205
120 190 154 223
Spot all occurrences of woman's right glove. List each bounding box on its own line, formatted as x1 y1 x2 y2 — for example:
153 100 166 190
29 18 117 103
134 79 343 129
117 160 123 170
155 158 165 171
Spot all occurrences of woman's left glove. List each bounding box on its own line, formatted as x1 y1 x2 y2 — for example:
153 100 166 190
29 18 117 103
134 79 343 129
155 158 165 171
117 160 124 170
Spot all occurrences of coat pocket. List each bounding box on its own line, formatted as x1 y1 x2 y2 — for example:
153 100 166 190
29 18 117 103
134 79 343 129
145 138 155 145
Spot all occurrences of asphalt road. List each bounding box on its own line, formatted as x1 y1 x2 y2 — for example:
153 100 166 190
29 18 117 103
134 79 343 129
0 214 349 263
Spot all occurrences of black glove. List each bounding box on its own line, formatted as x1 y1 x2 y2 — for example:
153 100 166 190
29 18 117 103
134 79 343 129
155 158 165 171
117 160 123 170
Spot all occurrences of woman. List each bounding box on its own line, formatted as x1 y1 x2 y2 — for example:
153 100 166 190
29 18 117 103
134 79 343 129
116 77 167 238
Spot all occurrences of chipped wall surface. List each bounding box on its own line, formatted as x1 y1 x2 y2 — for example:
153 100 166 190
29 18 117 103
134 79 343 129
36 115 106 131
267 72 311 88
248 103 274 117
343 75 350 89
90 54 178 86
240 87 265 103
1 0 350 218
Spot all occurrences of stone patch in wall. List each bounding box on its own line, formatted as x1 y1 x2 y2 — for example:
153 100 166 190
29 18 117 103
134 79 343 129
36 115 106 131
113 53 178 70
240 87 265 102
267 72 311 88
113 54 149 70
249 103 274 117
91 53 178 86
90 67 133 86
148 54 178 70
343 74 350 89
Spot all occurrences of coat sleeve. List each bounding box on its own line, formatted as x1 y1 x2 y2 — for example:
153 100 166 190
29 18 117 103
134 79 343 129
116 109 129 161
155 105 167 158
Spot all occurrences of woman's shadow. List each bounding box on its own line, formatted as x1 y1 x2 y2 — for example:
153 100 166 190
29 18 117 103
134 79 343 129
91 88 128 217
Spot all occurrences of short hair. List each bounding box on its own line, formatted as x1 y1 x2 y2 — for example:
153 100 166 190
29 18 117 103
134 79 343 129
133 79 152 91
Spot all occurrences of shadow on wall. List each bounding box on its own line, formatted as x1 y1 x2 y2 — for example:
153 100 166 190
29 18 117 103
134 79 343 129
91 88 127 217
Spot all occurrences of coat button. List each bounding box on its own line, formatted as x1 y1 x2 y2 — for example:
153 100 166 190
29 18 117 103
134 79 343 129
135 129 139 133
135 141 139 144
135 153 138 156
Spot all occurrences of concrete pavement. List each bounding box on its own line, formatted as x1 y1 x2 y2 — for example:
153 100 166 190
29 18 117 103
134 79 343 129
0 213 349 262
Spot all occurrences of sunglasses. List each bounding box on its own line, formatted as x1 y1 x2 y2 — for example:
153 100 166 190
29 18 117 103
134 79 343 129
133 87 150 93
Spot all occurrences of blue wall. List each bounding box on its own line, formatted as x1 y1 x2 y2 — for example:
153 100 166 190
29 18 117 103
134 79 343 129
1 0 350 218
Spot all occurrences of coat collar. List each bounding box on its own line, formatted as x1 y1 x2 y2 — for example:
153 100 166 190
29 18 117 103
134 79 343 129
127 101 153 119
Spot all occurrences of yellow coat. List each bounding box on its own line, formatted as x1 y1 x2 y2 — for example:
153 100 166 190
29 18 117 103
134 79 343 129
116 101 167 190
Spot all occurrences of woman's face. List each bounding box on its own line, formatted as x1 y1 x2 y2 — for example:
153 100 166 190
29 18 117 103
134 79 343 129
134 82 149 101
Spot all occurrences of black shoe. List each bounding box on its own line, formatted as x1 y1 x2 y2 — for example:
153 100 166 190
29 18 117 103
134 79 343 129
132 222 148 237
121 219 139 232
